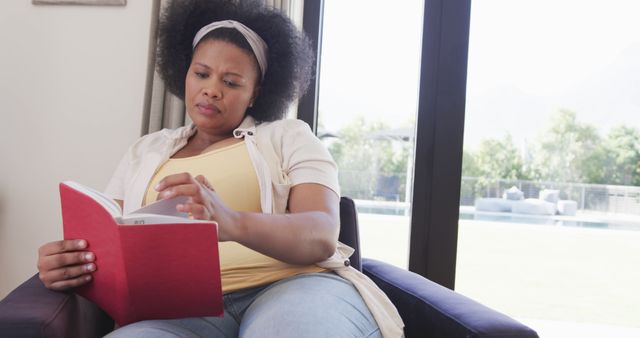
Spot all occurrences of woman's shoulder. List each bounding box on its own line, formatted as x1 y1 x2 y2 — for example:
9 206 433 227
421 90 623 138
256 118 313 137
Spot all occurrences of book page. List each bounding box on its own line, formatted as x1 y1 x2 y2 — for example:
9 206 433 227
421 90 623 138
118 213 216 225
119 195 218 225
129 195 190 218
62 181 122 217
62 181 214 225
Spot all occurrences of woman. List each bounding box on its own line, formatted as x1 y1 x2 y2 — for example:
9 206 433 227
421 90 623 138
36 0 403 337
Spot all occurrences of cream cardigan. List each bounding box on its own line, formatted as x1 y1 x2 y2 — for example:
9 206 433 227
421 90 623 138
104 116 404 338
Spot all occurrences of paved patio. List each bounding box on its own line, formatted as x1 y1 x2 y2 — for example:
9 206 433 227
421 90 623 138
519 318 640 338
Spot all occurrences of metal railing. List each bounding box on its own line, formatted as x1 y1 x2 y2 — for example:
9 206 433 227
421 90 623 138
460 177 640 215
337 171 640 216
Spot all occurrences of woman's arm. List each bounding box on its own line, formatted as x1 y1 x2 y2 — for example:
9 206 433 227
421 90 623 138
155 173 340 265
232 183 339 265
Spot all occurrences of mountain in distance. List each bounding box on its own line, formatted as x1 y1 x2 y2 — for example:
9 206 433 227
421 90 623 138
464 44 640 150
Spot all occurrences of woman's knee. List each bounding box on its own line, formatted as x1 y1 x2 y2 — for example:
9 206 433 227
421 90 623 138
106 317 238 338
239 273 380 338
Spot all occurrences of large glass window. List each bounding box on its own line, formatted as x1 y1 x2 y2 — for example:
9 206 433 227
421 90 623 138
457 1 640 337
317 0 425 268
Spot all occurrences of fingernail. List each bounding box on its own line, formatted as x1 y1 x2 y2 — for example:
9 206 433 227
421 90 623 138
85 253 94 261
155 182 162 191
77 240 87 248
85 275 92 281
85 263 95 272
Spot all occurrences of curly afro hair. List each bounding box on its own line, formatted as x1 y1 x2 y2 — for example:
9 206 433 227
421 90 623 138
156 0 314 122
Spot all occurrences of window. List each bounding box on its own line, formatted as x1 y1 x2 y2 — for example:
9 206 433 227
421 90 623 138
301 0 471 285
457 1 640 336
315 0 425 268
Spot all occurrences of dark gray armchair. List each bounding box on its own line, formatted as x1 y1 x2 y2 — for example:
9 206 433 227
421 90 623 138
0 197 538 338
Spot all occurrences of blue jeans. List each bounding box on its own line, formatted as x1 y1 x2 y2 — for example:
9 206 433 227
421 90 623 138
106 272 381 338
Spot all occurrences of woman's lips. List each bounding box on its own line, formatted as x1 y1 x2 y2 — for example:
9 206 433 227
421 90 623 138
196 103 219 116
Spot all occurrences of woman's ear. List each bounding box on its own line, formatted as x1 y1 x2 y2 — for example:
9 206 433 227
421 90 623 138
249 86 261 107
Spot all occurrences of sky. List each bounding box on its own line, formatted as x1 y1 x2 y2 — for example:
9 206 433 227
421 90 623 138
317 0 423 133
464 0 640 149
317 0 640 149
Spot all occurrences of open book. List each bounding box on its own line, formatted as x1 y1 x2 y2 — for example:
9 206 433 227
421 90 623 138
60 181 223 326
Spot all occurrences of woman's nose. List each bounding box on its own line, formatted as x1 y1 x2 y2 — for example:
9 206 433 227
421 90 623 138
203 81 222 99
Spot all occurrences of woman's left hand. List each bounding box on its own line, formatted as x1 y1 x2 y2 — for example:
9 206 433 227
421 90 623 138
154 172 239 241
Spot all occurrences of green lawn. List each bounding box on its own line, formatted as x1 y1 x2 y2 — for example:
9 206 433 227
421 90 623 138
357 213 640 328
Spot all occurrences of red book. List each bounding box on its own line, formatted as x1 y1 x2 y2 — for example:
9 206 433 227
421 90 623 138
59 181 223 326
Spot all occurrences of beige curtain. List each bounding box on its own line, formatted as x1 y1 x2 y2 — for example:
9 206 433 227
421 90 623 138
141 0 305 135
264 0 304 29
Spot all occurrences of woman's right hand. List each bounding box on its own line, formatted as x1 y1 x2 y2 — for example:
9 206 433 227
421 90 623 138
37 239 96 291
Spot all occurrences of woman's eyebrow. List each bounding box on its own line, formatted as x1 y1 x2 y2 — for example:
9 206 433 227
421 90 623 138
193 62 246 79
193 62 211 69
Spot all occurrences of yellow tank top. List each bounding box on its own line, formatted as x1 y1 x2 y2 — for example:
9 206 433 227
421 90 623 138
144 140 325 293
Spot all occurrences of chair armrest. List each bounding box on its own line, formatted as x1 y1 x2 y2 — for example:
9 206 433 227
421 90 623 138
362 259 539 338
0 274 113 338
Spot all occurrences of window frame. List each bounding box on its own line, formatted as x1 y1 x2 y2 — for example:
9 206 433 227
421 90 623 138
300 0 471 289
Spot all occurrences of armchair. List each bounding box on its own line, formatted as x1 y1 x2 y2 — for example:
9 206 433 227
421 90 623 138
0 197 538 337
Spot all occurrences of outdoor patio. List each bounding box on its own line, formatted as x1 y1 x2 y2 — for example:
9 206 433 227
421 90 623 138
356 212 640 338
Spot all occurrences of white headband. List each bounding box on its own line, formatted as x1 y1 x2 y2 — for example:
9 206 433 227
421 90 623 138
192 20 268 81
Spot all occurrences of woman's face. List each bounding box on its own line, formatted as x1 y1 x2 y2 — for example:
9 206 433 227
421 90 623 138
185 39 260 137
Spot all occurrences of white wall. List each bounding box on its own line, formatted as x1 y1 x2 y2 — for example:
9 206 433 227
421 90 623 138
0 1 153 297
